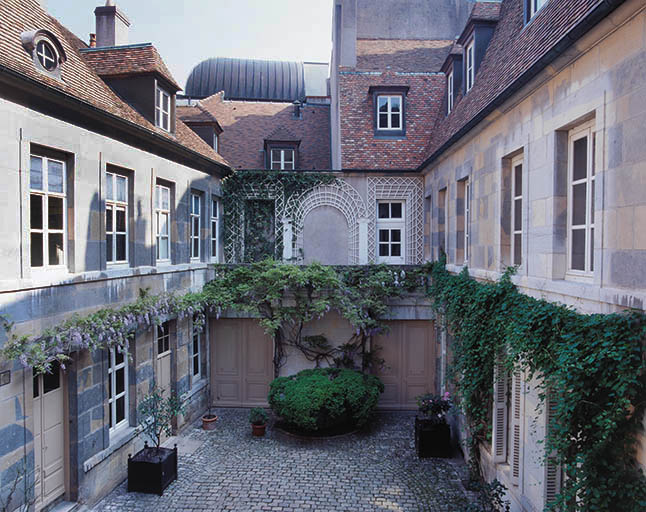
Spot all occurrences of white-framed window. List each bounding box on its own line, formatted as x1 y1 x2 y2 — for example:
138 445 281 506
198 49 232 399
155 86 171 131
438 187 448 257
377 95 402 130
157 321 171 356
108 346 128 433
191 317 201 383
447 70 454 114
568 122 595 275
211 197 219 262
511 155 523 267
377 201 405 264
36 40 57 71
464 180 471 263
465 40 475 92
106 172 128 265
270 149 295 170
213 133 219 153
155 183 171 262
29 155 66 269
190 193 201 260
529 0 548 19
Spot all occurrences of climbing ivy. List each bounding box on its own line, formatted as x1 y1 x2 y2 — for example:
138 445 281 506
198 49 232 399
427 257 646 511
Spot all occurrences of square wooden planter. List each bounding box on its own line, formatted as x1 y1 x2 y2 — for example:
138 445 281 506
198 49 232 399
127 443 178 495
415 417 451 458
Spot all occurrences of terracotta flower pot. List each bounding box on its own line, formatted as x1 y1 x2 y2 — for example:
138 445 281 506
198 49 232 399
202 414 218 430
251 423 266 437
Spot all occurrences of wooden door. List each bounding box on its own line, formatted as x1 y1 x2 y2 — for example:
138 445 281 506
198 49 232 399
211 319 273 407
33 362 66 511
373 321 436 409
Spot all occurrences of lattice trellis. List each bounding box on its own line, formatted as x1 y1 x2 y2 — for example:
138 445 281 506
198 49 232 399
287 179 367 264
224 178 285 263
367 176 424 264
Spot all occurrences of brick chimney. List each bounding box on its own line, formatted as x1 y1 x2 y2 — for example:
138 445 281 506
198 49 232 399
94 0 130 48
89 34 97 48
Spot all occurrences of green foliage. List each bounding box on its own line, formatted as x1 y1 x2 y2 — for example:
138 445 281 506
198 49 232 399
249 407 268 426
136 386 185 449
428 258 646 511
464 479 510 512
268 368 384 432
416 392 452 424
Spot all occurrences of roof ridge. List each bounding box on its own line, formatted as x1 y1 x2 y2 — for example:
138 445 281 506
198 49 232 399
79 42 153 53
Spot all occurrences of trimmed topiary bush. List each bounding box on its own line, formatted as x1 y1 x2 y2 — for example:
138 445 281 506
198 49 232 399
268 368 384 433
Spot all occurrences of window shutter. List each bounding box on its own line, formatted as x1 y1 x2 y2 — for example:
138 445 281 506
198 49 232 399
492 363 508 463
510 370 523 486
544 390 562 507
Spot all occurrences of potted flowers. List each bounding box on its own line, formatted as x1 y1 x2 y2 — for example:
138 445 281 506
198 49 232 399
128 387 184 495
414 391 452 458
249 407 268 437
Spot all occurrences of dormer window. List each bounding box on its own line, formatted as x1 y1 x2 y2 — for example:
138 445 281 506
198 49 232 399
447 70 454 114
270 148 295 170
377 95 402 130
36 41 57 71
369 85 408 137
465 40 475 92
527 0 548 21
155 86 171 131
21 29 67 79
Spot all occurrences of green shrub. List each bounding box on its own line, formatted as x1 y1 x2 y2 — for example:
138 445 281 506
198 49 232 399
268 368 384 432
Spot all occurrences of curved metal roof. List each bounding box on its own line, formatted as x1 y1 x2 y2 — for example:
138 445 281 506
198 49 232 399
185 57 306 102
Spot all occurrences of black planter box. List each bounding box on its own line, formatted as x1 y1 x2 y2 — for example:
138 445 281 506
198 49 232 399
127 442 178 495
415 417 451 458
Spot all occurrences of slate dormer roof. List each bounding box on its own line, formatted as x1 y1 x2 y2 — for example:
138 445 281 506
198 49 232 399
0 0 230 173
440 42 464 73
177 103 223 133
421 0 624 168
80 43 181 91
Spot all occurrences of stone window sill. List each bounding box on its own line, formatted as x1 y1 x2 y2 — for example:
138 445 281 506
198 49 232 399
83 426 137 473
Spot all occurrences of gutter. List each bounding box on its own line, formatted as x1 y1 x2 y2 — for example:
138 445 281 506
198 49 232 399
0 64 232 178
417 0 626 171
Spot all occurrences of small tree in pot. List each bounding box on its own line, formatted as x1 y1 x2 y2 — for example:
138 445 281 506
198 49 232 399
249 407 268 437
202 387 218 430
414 392 453 458
128 387 185 495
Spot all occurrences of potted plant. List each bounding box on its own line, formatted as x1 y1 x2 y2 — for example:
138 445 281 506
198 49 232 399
128 387 185 495
414 391 452 458
202 387 218 430
249 407 268 437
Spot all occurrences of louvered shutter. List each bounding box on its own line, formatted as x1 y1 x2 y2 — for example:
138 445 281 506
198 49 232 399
492 363 508 463
544 390 562 507
510 370 523 486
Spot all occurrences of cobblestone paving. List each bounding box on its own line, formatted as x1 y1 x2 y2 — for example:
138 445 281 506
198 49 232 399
92 409 476 512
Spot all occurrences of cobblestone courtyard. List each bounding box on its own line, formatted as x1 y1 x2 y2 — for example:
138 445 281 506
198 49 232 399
92 409 476 512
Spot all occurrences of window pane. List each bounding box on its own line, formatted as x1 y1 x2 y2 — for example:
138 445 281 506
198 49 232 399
30 194 43 230
106 234 113 262
116 234 126 261
211 221 217 240
514 164 522 194
212 239 217 257
155 109 161 127
106 206 113 233
590 227 594 272
212 200 218 218
193 238 199 258
106 174 114 201
391 203 402 218
158 238 169 260
160 213 169 235
116 396 125 423
48 197 64 230
115 349 124 365
162 93 169 111
162 112 169 130
391 114 400 129
514 198 522 232
192 195 199 214
378 97 388 112
33 375 39 398
116 208 126 232
379 229 389 242
390 97 401 112
162 188 170 210
573 137 588 181
193 217 200 237
379 244 389 257
391 229 401 243
391 244 401 257
284 151 294 163
571 229 585 270
572 183 587 226
48 233 64 266
48 160 64 193
43 363 60 394
378 203 390 219
379 114 389 128
590 179 595 224
513 233 522 266
31 233 43 267
116 368 125 394
193 355 199 376
116 176 127 202
30 156 43 190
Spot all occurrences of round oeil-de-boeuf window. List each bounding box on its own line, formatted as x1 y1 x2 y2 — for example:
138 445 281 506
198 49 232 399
36 40 58 71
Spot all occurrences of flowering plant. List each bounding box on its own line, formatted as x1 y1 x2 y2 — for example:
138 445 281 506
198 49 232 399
416 392 452 424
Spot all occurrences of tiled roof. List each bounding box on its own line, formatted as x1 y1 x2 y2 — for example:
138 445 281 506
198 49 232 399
177 104 223 134
469 1 503 22
355 39 454 72
265 125 300 142
0 0 229 171
80 43 181 91
422 0 614 166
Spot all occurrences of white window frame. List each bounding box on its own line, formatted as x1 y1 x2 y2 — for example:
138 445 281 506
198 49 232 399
157 322 171 356
567 122 595 277
29 155 67 271
270 149 295 170
465 40 475 92
376 95 403 130
447 70 454 114
108 346 129 434
213 132 219 153
106 172 129 265
155 86 171 132
529 0 548 19
376 200 405 264
155 183 171 263
190 192 201 261
191 319 201 384
211 197 219 263
511 155 523 267
464 179 471 263
36 40 57 71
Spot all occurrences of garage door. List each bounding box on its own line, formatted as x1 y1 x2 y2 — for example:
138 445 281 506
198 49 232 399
211 319 274 407
373 321 436 409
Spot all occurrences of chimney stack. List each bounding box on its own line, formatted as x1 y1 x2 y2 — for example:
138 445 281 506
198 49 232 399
89 34 97 48
94 0 130 48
